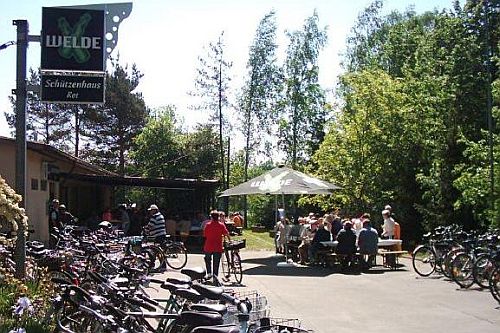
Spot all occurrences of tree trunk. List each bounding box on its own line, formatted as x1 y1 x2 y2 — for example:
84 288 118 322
74 106 79 157
218 62 226 191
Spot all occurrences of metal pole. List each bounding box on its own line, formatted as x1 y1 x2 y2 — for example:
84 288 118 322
13 19 28 279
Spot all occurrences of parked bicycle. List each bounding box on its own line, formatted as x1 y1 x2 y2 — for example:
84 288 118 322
221 239 246 284
141 235 188 270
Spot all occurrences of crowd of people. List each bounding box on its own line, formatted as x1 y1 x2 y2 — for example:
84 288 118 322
274 205 401 269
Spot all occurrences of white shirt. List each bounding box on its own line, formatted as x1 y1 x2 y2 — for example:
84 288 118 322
382 217 395 238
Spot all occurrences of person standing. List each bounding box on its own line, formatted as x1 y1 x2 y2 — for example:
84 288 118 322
58 204 76 225
49 199 60 229
203 210 230 283
48 199 60 248
381 209 395 239
127 203 143 236
146 204 166 243
118 204 130 234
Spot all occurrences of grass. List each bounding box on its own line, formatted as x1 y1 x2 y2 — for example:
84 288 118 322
233 229 275 251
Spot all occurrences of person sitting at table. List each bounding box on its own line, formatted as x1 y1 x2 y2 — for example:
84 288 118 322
323 214 333 233
232 212 243 228
358 219 379 268
308 219 332 264
102 207 113 223
336 221 357 269
331 214 343 240
381 209 395 239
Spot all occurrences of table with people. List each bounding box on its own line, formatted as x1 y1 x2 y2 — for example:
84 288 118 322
275 206 405 270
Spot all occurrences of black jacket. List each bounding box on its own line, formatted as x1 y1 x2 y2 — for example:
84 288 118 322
336 228 357 255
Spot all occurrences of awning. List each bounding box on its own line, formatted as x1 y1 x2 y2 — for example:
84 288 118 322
60 172 219 190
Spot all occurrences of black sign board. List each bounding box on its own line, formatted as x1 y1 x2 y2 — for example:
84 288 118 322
41 74 105 104
41 7 105 71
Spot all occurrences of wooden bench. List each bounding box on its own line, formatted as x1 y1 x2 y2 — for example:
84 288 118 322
314 248 334 267
379 250 408 269
324 253 363 270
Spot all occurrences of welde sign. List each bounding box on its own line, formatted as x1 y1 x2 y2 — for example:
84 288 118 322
41 7 105 71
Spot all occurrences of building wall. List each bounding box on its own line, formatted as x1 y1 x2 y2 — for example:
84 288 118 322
0 141 112 243
0 144 50 242
0 143 16 186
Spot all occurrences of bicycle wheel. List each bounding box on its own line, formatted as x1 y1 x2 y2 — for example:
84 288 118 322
144 245 166 271
412 246 436 277
473 254 494 289
221 251 230 280
164 243 188 270
442 248 462 279
451 253 474 289
231 251 243 284
489 266 500 304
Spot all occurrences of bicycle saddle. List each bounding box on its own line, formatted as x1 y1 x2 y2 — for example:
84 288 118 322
190 324 240 333
167 276 192 285
161 281 190 293
181 267 206 281
191 303 227 316
173 287 204 303
191 283 225 301
178 311 224 326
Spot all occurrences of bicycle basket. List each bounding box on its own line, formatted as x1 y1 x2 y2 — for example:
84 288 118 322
224 290 269 324
255 318 313 333
225 239 246 251
253 325 313 333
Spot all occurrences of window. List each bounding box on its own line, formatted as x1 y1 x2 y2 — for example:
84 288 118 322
31 178 39 191
40 180 47 191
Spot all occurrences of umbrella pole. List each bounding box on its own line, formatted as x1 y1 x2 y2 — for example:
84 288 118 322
283 193 288 261
277 192 296 267
274 196 278 254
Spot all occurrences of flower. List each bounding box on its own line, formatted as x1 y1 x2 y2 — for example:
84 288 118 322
12 296 33 316
0 174 28 245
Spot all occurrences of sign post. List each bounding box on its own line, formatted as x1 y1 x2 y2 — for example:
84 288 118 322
13 19 28 279
10 3 132 278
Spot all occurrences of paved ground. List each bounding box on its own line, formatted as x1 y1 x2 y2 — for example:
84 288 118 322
152 250 500 333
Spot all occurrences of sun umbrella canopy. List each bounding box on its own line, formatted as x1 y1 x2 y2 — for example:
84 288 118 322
219 166 341 197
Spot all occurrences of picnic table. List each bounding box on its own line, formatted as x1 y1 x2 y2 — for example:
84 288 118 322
319 239 405 269
320 239 402 248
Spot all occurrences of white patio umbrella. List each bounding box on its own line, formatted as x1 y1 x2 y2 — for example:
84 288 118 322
219 165 341 266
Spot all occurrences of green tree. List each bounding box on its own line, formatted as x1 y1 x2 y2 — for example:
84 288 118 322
314 69 414 215
83 59 148 175
180 123 221 179
333 0 499 232
239 10 281 176
130 106 181 178
191 32 233 190
278 11 328 168
4 68 72 151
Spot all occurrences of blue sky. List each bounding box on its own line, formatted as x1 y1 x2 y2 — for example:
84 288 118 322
0 0 455 139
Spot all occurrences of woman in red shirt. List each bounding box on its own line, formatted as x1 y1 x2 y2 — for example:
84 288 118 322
203 210 230 282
